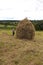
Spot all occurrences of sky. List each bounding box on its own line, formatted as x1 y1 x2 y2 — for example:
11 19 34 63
0 0 43 20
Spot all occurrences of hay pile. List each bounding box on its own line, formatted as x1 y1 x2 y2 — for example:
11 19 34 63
16 18 35 40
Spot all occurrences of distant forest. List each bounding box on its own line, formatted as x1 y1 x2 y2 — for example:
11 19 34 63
0 20 43 30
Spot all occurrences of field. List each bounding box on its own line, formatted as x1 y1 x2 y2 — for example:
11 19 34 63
0 29 43 65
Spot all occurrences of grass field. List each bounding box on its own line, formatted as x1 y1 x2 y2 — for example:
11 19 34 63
0 29 43 65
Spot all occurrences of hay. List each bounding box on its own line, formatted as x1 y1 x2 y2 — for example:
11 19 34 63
16 18 35 40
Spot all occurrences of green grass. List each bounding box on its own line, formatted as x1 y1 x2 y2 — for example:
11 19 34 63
0 29 12 35
0 30 43 65
0 24 16 30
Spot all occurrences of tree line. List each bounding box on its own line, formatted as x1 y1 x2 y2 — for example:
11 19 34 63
0 20 43 30
31 20 43 30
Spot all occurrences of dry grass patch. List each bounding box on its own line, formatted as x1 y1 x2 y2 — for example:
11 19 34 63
0 30 43 65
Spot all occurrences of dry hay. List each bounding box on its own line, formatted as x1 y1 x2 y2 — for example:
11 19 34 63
16 18 35 40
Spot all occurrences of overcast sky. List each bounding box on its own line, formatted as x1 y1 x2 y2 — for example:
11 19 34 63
0 0 43 20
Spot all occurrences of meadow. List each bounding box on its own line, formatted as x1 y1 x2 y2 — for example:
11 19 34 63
0 29 43 65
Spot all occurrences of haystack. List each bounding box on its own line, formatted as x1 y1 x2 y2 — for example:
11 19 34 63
16 18 35 40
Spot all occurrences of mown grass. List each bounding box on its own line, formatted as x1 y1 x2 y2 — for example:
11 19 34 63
0 29 43 65
0 29 12 35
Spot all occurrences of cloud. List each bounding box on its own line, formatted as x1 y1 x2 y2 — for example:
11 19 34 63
0 0 43 20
